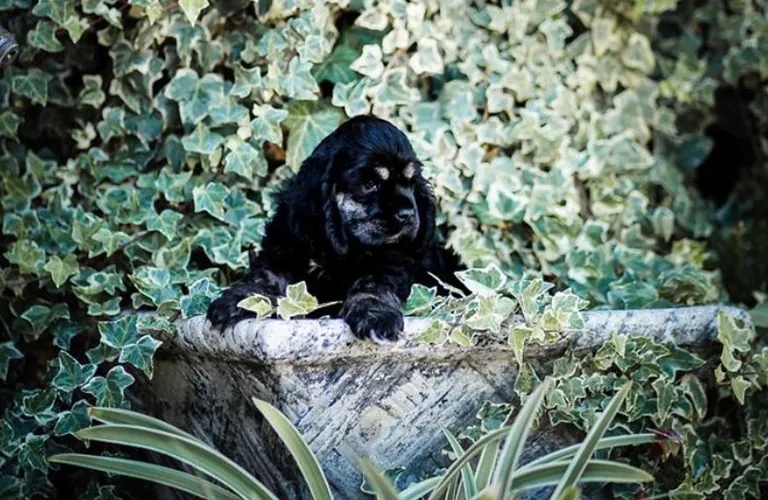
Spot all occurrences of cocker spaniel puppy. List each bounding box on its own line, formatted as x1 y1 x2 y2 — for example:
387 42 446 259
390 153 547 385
206 115 464 342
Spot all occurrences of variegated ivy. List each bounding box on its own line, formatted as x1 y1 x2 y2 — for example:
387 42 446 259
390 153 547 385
1 0 767 498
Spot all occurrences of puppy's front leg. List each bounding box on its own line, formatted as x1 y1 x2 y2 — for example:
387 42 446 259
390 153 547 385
207 264 292 331
342 273 410 344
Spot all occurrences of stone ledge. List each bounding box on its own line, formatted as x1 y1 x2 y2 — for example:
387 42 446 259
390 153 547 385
171 305 748 364
144 305 752 499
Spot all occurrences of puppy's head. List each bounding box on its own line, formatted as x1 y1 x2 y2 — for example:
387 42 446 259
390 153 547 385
321 116 435 253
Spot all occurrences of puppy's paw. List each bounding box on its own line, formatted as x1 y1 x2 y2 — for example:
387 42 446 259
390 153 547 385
342 295 404 344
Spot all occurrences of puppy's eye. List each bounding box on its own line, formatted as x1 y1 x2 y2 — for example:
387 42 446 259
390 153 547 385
361 181 379 193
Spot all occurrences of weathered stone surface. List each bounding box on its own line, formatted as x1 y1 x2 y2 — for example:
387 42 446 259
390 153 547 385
143 305 751 499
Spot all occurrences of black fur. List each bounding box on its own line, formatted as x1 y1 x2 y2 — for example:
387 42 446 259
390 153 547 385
206 115 465 342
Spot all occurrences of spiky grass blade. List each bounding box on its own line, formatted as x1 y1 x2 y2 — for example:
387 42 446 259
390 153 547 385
550 382 633 499
49 453 241 500
75 425 277 500
441 426 477 499
251 398 332 500
359 460 400 500
491 378 552 493
88 407 197 440
519 433 659 471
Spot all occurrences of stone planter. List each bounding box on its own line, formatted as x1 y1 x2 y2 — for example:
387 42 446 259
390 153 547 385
141 305 751 499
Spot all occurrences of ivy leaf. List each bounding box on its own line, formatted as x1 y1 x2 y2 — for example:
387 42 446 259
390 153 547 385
27 20 64 52
456 264 507 296
351 44 384 79
52 351 97 393
31 0 74 25
0 111 19 138
657 344 705 378
78 75 105 108
250 104 288 145
731 376 751 405
98 315 139 349
193 182 229 221
87 297 122 317
22 388 56 418
82 366 135 408
119 335 162 378
237 294 274 320
284 100 344 172
52 321 87 350
508 274 555 323
19 303 70 342
179 0 209 24
276 281 320 319
282 57 320 100
224 139 267 181
208 97 249 126
179 278 220 318
62 14 88 43
44 254 80 288
403 284 437 316
622 32 655 73
86 343 120 365
0 342 24 381
54 400 91 437
230 64 262 99
164 70 223 125
313 44 360 84
147 209 183 240
181 122 224 155
716 311 754 372
18 434 49 472
5 240 45 275
12 69 52 105
130 266 182 306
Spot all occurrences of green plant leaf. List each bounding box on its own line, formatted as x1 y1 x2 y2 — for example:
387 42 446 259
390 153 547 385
179 0 209 24
44 254 80 288
276 281 320 320
74 424 277 500
404 284 437 315
119 335 162 378
52 351 97 393
12 69 52 105
519 434 660 471
88 407 197 440
510 460 654 493
0 110 19 138
551 382 633 499
49 454 241 500
441 426 478 499
716 311 754 372
182 122 225 155
491 378 552 494
456 264 507 296
27 20 64 52
31 0 74 25
252 398 332 500
358 460 400 500
237 295 274 319
81 366 135 408
54 400 92 436
0 341 24 381
283 100 344 172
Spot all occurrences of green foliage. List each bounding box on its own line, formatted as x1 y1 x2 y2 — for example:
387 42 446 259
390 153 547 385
2 0 768 498
50 388 656 500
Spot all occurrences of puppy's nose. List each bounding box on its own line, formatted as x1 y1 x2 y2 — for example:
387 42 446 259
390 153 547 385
395 207 415 223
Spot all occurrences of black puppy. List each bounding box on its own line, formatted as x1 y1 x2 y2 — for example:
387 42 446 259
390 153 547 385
207 115 463 342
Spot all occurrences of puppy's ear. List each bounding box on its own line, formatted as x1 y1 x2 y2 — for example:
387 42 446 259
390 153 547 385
414 174 436 248
322 161 349 255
